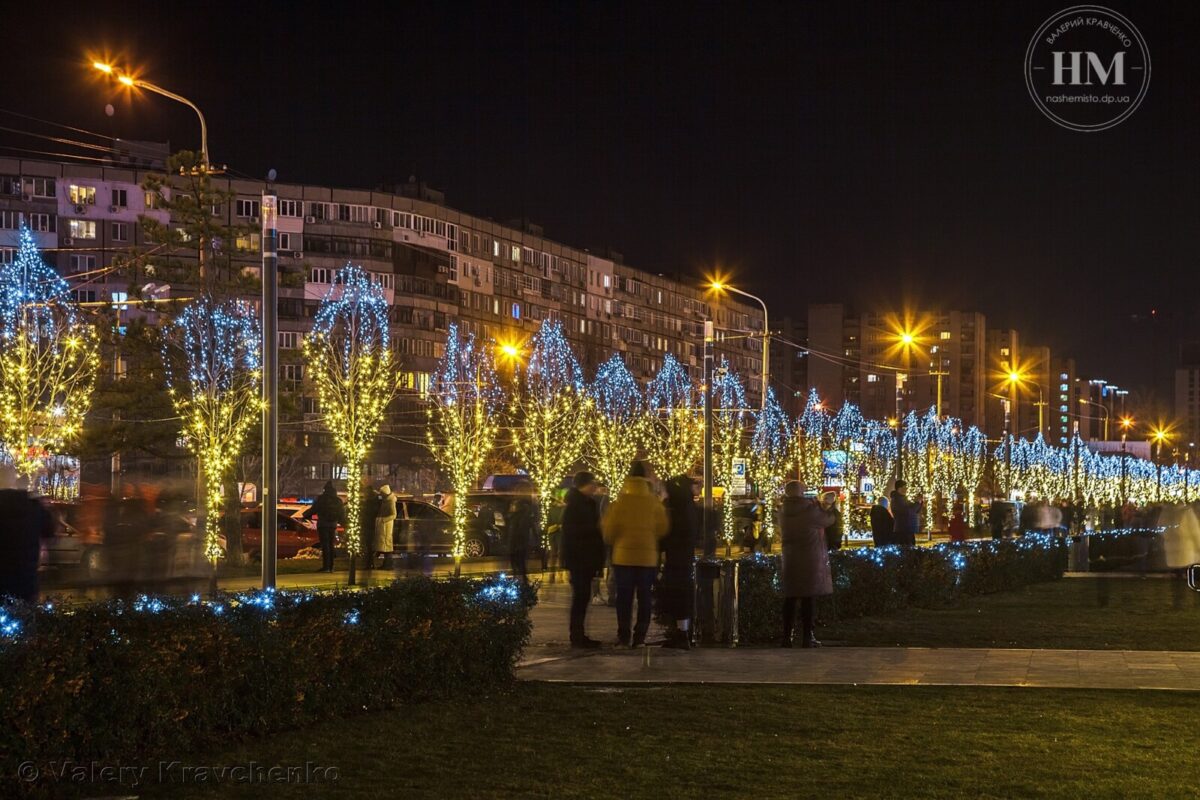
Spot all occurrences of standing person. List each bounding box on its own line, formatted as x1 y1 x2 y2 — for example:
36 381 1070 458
302 481 345 573
870 495 892 547
372 484 397 569
561 472 604 648
359 479 380 572
822 492 844 551
0 466 51 603
506 497 537 585
890 480 919 546
661 475 699 649
780 481 835 648
602 462 668 647
948 497 968 542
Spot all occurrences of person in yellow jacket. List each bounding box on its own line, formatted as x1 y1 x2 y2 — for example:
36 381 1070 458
602 461 669 646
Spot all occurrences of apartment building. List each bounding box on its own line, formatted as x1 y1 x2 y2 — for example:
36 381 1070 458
0 156 764 494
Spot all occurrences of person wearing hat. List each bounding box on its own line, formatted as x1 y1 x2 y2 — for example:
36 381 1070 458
780 480 836 647
302 480 346 572
821 491 844 551
602 461 669 647
372 484 397 568
561 471 605 648
661 475 700 649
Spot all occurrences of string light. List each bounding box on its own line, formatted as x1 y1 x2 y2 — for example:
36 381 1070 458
304 263 400 564
712 359 749 542
426 323 503 557
0 226 100 478
750 387 792 538
795 388 828 488
639 353 703 480
163 294 261 563
588 354 642 493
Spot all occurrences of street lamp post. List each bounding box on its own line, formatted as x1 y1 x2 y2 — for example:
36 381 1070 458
94 62 210 168
1006 372 1045 439
260 192 279 589
702 320 714 557
1118 417 1133 504
708 280 769 409
1079 398 1110 440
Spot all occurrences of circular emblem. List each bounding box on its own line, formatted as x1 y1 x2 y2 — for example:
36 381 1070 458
1025 5 1150 132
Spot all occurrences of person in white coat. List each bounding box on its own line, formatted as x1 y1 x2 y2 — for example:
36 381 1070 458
1162 504 1200 608
372 485 397 568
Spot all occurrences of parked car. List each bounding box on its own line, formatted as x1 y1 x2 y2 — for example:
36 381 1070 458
465 491 540 554
39 503 102 574
394 499 500 559
240 509 321 559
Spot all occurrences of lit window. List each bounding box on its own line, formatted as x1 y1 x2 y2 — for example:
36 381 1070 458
69 185 96 205
68 220 96 239
866 374 878 383
939 331 951 340
235 233 260 252
511 303 521 320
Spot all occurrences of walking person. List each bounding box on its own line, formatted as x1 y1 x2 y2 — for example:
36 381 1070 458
661 475 699 649
561 472 604 648
891 480 919 546
602 462 668 647
870 495 892 547
506 497 537 585
372 484 397 569
302 481 345 572
0 466 52 603
780 481 835 648
948 496 968 543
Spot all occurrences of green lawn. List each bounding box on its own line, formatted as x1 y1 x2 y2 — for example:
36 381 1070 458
822 576 1200 651
127 683 1199 799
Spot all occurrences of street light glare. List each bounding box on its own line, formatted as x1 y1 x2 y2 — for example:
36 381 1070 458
92 61 113 74
118 75 135 87
900 332 915 345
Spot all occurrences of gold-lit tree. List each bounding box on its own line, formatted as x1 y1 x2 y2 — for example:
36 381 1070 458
510 319 591 535
427 323 503 560
163 296 261 563
304 264 400 584
750 387 793 538
640 353 703 480
711 359 749 544
587 354 641 492
0 227 100 479
795 388 828 488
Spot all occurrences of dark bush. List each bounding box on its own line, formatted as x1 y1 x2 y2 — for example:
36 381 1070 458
0 576 532 778
736 534 1074 644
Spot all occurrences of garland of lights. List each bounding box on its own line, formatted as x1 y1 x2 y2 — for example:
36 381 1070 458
750 387 792 538
862 419 898 502
510 319 591 537
0 227 100 478
588 354 642 493
795 388 828 489
639 353 704 481
712 359 749 543
304 264 400 564
164 295 261 563
427 323 503 557
829 402 866 518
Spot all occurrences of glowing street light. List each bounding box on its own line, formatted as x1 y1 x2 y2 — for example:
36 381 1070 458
1005 369 1046 439
707 277 769 409
92 60 210 168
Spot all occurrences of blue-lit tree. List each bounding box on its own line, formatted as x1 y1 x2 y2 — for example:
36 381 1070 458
587 354 641 493
510 319 590 533
952 425 987 525
795 388 828 488
303 264 400 582
0 227 100 479
862 419 898 501
163 295 261 563
750 387 792 538
639 353 703 480
712 359 749 543
427 323 503 560
830 402 866 510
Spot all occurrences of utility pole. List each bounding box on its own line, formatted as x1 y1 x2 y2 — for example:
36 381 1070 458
261 192 279 589
702 320 714 557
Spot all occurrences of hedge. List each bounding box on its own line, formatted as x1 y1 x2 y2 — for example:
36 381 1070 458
0 576 533 777
736 534 1070 644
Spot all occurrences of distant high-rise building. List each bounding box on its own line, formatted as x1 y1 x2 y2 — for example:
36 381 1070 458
769 315 808 417
985 329 1020 440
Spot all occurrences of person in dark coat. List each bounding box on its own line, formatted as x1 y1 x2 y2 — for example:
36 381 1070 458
561 472 604 648
0 467 51 603
780 481 835 648
870 495 893 547
890 480 919 546
822 492 844 551
302 481 345 572
506 498 537 584
661 475 699 649
358 479 380 571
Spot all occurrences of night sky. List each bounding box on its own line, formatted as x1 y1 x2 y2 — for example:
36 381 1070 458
4 1 1197 411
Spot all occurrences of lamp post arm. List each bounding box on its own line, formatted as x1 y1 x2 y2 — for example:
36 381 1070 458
135 80 209 167
724 285 769 409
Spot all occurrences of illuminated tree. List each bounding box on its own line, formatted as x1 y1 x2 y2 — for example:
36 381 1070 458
640 353 703 480
510 319 590 534
795 388 828 488
304 264 400 582
427 323 503 559
711 359 749 543
900 410 934 528
163 296 261 563
587 354 641 492
0 227 100 478
952 425 987 526
862 420 897 500
830 402 866 514
750 387 792 538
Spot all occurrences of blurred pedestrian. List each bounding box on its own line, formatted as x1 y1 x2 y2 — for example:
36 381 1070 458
602 461 668 647
359 479 380 571
0 467 51 603
821 491 843 551
561 472 604 648
303 481 345 572
891 480 919 546
870 495 892 547
506 497 537 585
661 475 699 649
780 481 835 648
372 484 397 569
1162 503 1200 608
948 497 967 542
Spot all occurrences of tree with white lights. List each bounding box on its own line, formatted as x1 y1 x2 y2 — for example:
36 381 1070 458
588 354 641 493
640 353 703 480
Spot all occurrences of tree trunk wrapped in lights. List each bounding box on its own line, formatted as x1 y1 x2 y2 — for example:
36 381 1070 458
639 353 703 481
862 419 897 502
0 227 100 479
711 359 749 544
795 388 828 489
900 410 934 530
587 354 641 493
303 264 399 581
426 323 503 558
952 425 987 526
510 319 590 536
830 402 866 519
163 296 261 563
750 387 793 538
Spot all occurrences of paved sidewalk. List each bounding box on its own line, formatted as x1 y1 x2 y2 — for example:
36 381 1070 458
518 645 1200 690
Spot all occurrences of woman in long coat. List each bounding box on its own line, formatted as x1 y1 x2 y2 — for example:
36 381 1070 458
372 485 397 567
660 475 699 649
780 481 835 648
